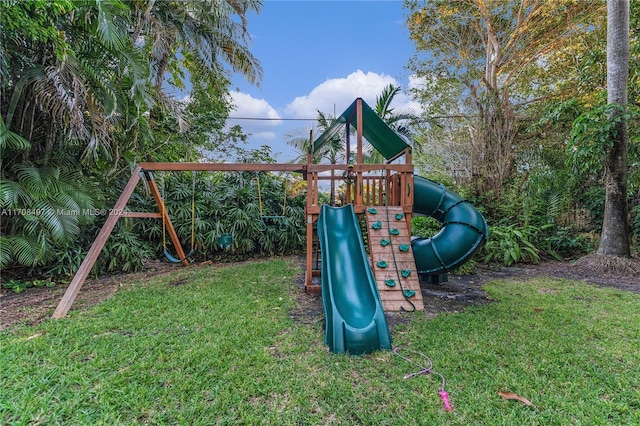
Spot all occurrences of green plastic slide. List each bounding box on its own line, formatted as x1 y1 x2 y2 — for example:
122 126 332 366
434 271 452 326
412 176 488 274
317 204 392 355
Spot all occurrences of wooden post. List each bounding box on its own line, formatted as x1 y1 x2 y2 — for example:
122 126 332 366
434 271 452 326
305 169 315 291
147 174 188 266
305 130 320 292
355 98 364 211
405 148 414 235
345 122 352 205
52 166 143 319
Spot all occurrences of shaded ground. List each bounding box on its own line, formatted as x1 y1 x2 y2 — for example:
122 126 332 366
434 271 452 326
420 258 640 318
2 256 638 332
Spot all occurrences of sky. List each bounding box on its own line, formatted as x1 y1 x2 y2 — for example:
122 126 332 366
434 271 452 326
225 0 421 162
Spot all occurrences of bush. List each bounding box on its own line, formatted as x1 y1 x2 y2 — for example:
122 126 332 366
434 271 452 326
631 204 640 247
411 216 441 238
543 225 595 260
482 224 541 266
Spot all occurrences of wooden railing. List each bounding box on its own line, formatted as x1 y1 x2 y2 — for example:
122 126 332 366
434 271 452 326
305 163 414 214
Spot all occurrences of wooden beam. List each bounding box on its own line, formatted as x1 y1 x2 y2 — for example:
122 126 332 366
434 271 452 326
306 164 413 173
120 212 162 218
139 162 306 172
305 212 314 291
356 98 363 165
147 175 188 267
52 166 143 319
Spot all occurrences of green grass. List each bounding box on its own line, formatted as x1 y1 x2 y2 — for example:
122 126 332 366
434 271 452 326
1 259 639 425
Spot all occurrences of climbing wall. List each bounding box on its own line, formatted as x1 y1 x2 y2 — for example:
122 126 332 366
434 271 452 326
365 207 424 312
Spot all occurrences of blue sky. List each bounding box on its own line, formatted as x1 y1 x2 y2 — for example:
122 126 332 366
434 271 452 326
226 0 421 161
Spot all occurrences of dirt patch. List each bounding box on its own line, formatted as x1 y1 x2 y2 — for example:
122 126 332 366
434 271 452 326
0 259 182 331
2 255 638 332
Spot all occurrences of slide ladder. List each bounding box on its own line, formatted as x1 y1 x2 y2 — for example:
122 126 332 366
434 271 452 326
365 206 424 312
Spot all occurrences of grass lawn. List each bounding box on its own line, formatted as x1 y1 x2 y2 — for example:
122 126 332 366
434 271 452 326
1 258 639 425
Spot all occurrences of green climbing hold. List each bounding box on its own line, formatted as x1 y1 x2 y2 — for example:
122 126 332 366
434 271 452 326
395 213 404 220
372 221 382 230
385 279 396 287
380 239 391 247
367 208 377 214
403 290 416 298
401 269 412 278
376 260 388 268
390 228 400 235
398 244 410 252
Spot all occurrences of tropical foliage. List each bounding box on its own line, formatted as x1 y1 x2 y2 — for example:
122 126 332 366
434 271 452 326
2 0 639 285
406 0 640 260
127 168 306 262
363 84 419 164
406 0 605 196
0 0 265 280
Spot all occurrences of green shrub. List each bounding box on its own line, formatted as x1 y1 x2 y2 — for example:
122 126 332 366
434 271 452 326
411 216 441 238
482 224 541 266
631 204 640 247
1 277 54 293
451 258 478 275
97 222 155 273
543 225 595 259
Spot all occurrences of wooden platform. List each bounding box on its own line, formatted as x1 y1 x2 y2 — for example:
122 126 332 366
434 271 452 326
365 206 424 312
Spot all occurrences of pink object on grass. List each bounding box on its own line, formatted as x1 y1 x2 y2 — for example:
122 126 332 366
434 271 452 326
439 390 453 412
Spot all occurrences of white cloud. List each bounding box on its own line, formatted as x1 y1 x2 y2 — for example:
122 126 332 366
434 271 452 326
219 71 425 161
284 70 421 118
226 91 282 141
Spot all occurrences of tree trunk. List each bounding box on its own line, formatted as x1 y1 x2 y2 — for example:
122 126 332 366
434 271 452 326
598 0 631 257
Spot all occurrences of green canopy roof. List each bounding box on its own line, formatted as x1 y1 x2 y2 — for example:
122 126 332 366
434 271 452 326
311 98 409 161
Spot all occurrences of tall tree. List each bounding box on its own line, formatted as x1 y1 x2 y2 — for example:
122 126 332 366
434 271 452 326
123 0 262 166
599 0 631 257
0 0 263 270
1 0 144 268
405 0 604 197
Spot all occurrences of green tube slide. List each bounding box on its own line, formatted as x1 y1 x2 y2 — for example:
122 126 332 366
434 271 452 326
412 176 488 274
318 204 392 355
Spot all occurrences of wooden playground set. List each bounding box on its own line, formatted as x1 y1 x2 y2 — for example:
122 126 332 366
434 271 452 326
52 98 427 319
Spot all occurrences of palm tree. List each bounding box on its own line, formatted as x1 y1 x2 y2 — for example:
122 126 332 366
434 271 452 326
285 111 346 205
316 111 347 205
130 0 262 100
1 0 148 166
597 0 631 257
1 0 146 269
0 0 264 270
283 126 316 164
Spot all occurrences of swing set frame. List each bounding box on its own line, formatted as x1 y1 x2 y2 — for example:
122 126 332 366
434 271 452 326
52 162 305 319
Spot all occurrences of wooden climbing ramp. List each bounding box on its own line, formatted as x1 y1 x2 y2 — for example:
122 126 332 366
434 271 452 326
365 206 424 312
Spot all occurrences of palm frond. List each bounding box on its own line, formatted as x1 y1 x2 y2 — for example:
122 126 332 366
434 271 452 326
375 84 401 117
0 115 31 151
94 0 130 51
0 179 32 208
0 236 11 268
11 234 49 267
